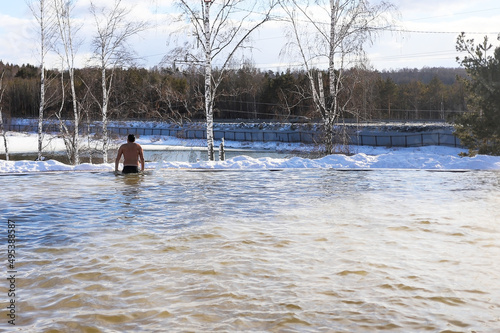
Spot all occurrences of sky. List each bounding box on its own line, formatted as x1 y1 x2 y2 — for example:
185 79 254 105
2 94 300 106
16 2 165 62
0 0 500 71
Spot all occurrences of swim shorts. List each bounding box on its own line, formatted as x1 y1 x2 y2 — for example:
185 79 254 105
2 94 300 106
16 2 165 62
122 165 139 174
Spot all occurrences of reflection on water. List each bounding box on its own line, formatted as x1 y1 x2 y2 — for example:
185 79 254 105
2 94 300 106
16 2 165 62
4 147 314 164
1 169 499 331
143 148 315 162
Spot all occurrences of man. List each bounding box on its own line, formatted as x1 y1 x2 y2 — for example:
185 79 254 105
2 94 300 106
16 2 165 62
115 134 145 174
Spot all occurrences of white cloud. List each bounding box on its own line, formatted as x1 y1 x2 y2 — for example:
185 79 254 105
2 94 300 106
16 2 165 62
0 14 36 65
1 0 500 70
363 0 500 69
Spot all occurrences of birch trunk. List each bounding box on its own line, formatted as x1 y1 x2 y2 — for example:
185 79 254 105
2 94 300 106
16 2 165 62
0 72 8 160
69 67 80 165
37 2 46 161
0 112 8 161
30 0 52 161
328 0 337 100
55 68 73 163
54 0 80 165
204 1 214 161
86 107 93 164
38 62 45 161
101 65 109 163
317 73 332 153
325 0 339 155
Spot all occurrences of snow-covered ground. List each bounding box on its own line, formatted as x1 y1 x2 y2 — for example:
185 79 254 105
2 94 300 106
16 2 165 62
1 131 500 173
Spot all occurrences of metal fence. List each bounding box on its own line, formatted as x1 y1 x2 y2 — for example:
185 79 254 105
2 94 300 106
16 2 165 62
353 132 461 148
6 123 462 148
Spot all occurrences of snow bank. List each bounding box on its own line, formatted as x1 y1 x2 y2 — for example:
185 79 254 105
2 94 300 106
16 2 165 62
156 147 500 171
0 160 115 173
0 132 70 153
3 146 498 173
2 132 500 173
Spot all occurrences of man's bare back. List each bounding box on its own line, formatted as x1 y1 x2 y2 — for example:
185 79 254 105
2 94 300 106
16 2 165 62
115 134 145 173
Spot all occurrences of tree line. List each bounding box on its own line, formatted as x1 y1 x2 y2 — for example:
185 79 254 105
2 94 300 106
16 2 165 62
2 0 497 160
0 0 465 162
0 61 468 123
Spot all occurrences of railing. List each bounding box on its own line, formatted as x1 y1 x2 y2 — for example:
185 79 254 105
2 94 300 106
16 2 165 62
353 132 460 148
6 123 462 148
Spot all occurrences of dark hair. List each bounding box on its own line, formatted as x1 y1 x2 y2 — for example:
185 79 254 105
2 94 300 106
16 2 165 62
127 134 136 142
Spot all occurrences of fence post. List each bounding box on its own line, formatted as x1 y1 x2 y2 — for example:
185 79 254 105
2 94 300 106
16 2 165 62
219 138 225 161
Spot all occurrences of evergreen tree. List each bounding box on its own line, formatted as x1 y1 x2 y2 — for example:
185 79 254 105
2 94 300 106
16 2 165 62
455 33 500 155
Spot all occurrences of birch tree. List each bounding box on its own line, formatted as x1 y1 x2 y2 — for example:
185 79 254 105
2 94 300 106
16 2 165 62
280 0 395 154
53 0 81 164
53 62 80 163
171 0 278 160
0 71 8 161
54 63 73 163
28 0 56 161
89 0 148 163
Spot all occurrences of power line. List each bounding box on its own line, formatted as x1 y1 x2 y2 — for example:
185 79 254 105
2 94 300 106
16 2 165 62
385 28 500 35
247 28 499 45
370 50 457 62
404 7 500 22
129 5 500 69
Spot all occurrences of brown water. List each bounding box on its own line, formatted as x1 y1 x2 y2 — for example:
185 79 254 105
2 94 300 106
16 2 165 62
1 169 499 332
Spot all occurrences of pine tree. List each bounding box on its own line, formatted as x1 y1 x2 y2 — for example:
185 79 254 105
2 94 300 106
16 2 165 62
455 33 500 155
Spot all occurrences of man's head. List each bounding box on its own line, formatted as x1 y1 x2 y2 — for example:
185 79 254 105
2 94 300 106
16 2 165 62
127 134 136 143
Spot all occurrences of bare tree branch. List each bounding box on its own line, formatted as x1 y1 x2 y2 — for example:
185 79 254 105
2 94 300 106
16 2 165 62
170 0 278 160
53 0 82 164
89 0 149 163
280 0 396 154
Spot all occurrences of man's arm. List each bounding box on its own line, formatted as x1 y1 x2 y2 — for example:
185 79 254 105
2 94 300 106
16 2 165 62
138 145 145 171
115 146 123 172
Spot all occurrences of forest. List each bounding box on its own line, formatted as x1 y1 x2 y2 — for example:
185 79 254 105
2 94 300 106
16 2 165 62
0 61 469 125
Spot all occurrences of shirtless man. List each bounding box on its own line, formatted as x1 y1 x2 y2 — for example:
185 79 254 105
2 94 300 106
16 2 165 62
115 134 145 174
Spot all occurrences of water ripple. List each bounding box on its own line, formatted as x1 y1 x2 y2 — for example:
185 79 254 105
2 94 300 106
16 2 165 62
1 170 499 331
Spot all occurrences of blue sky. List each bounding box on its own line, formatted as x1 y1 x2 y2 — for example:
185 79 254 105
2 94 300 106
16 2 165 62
1 0 500 71
367 0 500 70
1 2 26 16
